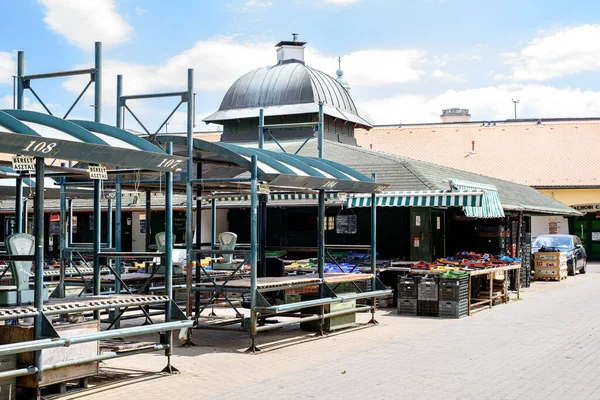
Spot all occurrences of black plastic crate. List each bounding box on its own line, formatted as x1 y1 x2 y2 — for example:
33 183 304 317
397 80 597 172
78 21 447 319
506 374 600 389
439 277 469 301
397 298 417 316
438 299 468 319
417 300 438 317
417 277 439 301
397 276 418 299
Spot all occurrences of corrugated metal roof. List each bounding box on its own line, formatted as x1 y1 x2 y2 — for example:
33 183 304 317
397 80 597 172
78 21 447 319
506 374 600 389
203 62 371 128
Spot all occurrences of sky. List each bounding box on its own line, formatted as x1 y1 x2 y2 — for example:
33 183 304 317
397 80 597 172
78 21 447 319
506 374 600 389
0 0 599 131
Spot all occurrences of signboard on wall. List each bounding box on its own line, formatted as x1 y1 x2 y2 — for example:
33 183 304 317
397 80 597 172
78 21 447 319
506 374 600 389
592 232 600 241
572 204 600 212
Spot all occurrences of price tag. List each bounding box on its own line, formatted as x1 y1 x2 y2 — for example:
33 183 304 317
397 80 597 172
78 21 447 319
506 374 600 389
12 155 35 171
88 165 108 180
258 184 270 195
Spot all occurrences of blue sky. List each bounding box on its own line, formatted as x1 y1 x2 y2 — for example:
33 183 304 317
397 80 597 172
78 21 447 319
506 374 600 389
1 0 599 129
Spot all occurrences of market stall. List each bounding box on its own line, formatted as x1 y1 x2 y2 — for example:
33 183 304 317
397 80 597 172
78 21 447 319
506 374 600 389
396 252 522 318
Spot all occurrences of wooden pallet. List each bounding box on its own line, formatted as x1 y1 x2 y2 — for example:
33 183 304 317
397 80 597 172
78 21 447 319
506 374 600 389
536 274 567 281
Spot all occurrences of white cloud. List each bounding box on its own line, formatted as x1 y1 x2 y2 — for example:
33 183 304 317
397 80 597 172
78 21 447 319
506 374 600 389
321 0 359 4
505 24 600 81
0 52 15 84
64 36 427 108
309 48 426 87
135 6 148 15
360 84 600 124
38 0 133 50
432 69 466 83
470 55 482 61
244 0 273 8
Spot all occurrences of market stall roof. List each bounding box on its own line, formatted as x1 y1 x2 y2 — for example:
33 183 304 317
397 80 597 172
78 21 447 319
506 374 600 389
347 189 484 208
0 109 185 172
449 179 504 218
158 135 385 193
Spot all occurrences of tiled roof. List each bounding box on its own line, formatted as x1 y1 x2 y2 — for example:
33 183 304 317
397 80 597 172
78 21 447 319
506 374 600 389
257 138 578 216
354 119 600 188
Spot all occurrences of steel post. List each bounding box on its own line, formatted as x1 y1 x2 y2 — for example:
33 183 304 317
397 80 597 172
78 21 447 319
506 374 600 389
33 157 44 380
15 178 23 233
94 42 102 123
186 69 194 294
211 200 217 249
115 75 123 317
318 102 324 159
145 190 151 252
59 163 67 297
116 75 123 128
107 198 113 249
258 108 264 149
165 143 174 357
193 163 202 317
93 179 101 319
67 199 73 246
370 173 378 324
317 189 326 335
248 155 259 352
17 51 24 110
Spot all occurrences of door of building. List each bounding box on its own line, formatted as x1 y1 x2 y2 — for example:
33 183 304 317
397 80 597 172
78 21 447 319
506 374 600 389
575 218 600 260
431 211 445 259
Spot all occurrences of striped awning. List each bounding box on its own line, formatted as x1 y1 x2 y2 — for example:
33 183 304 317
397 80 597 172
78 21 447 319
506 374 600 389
207 192 340 202
449 179 504 218
346 190 483 208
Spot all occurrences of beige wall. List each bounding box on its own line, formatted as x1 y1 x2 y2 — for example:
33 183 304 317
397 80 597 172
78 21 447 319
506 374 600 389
537 188 600 207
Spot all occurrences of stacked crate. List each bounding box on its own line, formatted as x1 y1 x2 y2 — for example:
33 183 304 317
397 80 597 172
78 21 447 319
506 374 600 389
438 277 468 318
397 276 418 316
417 276 439 317
521 243 532 288
534 252 568 281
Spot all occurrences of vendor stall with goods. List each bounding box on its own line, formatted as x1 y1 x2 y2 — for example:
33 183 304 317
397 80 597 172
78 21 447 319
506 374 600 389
397 252 522 318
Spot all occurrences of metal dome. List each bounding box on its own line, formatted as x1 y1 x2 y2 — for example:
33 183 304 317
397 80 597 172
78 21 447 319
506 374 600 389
204 62 371 128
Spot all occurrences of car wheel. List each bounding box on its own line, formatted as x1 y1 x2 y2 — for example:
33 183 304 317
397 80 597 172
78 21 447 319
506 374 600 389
569 259 577 276
580 259 587 274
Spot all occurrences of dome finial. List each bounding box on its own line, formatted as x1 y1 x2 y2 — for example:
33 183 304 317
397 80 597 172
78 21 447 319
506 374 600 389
335 56 350 92
336 56 343 78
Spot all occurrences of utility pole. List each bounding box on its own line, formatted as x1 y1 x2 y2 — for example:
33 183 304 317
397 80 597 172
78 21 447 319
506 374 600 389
512 99 519 119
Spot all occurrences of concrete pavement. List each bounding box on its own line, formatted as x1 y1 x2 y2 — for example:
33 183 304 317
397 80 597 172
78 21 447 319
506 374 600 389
56 263 600 400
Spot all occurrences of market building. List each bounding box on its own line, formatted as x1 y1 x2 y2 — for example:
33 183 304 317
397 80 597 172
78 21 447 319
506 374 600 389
198 36 579 265
353 116 600 258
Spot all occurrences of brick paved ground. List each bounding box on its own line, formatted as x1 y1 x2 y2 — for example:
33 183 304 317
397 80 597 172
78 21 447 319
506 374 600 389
55 263 600 400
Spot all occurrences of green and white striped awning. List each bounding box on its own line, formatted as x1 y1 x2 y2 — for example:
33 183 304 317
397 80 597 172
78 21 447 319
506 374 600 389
346 190 484 208
207 192 340 202
449 179 504 218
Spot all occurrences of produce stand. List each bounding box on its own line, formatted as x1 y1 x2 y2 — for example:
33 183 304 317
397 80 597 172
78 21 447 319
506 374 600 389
399 254 522 317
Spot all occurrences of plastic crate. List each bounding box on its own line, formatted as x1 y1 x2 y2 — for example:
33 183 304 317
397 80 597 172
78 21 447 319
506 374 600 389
417 300 438 317
438 299 468 319
397 298 417 316
397 276 418 299
439 277 469 302
417 277 439 301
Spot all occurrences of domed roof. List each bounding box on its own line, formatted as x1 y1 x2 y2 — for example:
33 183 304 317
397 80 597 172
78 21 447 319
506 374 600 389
204 62 371 128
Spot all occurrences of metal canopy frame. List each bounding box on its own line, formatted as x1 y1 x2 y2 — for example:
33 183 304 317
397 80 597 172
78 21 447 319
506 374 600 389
160 109 390 352
0 43 192 392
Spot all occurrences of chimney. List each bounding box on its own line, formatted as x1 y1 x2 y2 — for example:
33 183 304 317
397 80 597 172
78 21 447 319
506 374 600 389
440 108 471 123
275 33 307 64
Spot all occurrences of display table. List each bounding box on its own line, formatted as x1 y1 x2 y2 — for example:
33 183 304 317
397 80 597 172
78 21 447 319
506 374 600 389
409 263 521 315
